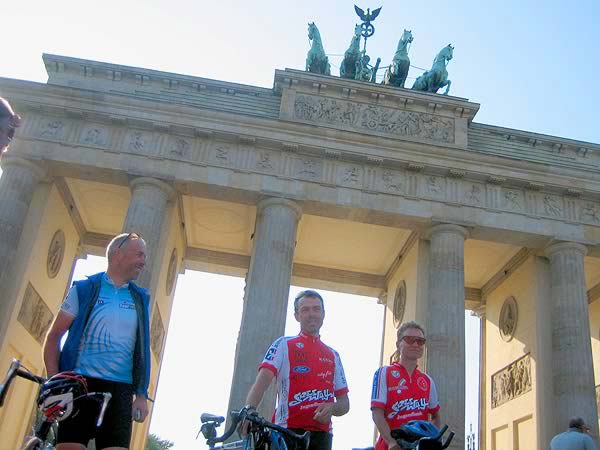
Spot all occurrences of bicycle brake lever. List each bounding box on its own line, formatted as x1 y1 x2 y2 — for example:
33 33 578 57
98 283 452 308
96 392 112 427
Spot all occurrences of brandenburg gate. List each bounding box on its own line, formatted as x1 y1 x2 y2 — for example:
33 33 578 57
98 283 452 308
1 53 599 449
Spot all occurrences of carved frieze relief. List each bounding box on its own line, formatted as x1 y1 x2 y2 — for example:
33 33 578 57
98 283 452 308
463 183 484 206
295 156 323 181
424 175 446 200
580 201 600 224
150 306 166 360
293 94 455 144
211 144 233 166
126 130 153 154
18 283 54 344
380 169 405 193
38 119 66 140
167 137 191 159
255 150 279 172
337 164 362 187
502 189 524 212
491 354 531 408
543 194 563 218
80 125 109 147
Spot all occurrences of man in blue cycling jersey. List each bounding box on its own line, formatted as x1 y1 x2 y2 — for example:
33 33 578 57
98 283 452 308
550 417 597 450
43 233 151 450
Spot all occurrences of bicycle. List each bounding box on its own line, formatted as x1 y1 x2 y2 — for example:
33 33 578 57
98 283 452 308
198 406 310 450
352 420 455 450
0 359 112 450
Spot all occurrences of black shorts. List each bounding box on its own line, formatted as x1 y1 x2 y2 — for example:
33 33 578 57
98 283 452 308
56 376 134 449
284 428 333 450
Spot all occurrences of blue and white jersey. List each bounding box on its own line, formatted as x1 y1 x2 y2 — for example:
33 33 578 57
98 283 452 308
61 273 138 384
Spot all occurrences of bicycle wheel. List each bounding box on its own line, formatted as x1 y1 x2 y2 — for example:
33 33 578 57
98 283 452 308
22 435 44 450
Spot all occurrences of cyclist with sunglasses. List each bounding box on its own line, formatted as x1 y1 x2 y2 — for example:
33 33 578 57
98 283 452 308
0 97 22 160
43 233 151 450
243 289 350 450
371 321 441 450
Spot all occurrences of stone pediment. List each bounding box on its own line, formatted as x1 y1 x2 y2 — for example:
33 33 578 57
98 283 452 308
275 69 480 148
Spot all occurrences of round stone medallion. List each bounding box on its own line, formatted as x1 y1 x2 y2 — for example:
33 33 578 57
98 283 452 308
47 230 65 279
165 248 178 296
499 296 518 342
393 281 407 328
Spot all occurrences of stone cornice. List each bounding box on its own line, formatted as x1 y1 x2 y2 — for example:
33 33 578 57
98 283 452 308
274 69 481 123
43 53 274 97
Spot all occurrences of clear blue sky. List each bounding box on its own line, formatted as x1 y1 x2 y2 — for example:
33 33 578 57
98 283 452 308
3 1 599 448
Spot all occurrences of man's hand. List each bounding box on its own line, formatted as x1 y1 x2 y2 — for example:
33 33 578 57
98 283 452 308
132 395 149 423
313 402 334 424
239 406 257 437
385 439 400 450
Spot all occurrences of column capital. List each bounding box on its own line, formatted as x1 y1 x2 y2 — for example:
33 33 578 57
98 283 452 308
257 197 302 221
0 156 47 181
544 241 588 259
471 305 486 318
129 177 176 200
424 223 470 240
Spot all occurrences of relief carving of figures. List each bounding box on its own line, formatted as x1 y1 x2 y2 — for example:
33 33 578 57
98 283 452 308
170 137 190 158
257 151 274 170
426 176 444 196
543 195 563 217
128 131 146 152
294 94 454 144
150 307 166 359
382 170 403 192
491 354 532 408
82 127 106 146
298 158 318 179
581 202 600 223
466 184 482 205
17 283 54 344
503 190 522 211
215 146 231 163
341 166 360 185
40 120 64 138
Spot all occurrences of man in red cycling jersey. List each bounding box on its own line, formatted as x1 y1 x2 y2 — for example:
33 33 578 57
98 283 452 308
371 321 441 450
243 289 350 450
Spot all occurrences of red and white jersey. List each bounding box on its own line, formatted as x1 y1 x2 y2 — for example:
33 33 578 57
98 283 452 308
259 332 349 432
371 363 440 450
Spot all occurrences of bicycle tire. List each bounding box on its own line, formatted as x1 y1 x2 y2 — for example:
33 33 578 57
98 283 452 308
22 436 44 450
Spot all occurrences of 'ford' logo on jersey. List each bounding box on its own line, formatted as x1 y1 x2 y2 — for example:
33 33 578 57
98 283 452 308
296 342 304 349
293 366 310 373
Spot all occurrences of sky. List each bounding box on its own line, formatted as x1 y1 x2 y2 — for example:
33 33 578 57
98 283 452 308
3 0 600 448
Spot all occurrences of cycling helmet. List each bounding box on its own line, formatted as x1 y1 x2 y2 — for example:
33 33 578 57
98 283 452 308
37 372 88 421
392 420 440 443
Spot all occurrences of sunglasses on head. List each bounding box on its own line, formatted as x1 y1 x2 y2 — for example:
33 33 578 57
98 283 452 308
400 335 427 346
118 232 142 249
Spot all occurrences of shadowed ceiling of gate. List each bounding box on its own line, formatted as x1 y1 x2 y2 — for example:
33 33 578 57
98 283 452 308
66 178 600 297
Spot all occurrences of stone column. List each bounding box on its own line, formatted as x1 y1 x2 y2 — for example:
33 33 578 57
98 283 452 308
0 156 46 345
472 306 486 450
425 224 469 450
544 242 599 437
122 177 174 291
227 198 302 419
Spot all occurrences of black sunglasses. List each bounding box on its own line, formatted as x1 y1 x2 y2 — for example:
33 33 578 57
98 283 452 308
117 232 142 249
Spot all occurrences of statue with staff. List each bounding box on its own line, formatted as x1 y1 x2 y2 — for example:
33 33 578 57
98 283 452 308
351 5 382 83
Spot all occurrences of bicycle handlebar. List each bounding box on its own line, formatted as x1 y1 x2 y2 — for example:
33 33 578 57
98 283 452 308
203 407 310 449
0 359 46 407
